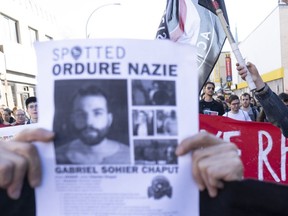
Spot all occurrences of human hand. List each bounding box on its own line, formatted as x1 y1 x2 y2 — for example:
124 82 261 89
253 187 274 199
176 132 243 197
236 62 265 90
0 128 54 199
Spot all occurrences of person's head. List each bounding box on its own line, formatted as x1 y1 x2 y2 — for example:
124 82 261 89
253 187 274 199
12 106 18 117
278 92 288 106
138 111 148 124
216 95 225 102
15 109 26 125
240 93 251 108
250 97 257 106
70 85 112 146
152 81 160 90
2 108 11 123
203 81 215 97
25 97 38 122
228 95 240 113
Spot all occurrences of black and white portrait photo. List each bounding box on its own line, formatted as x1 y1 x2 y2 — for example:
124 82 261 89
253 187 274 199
53 79 130 165
132 79 176 106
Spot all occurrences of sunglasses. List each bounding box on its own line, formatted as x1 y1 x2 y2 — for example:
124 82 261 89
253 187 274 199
207 87 215 90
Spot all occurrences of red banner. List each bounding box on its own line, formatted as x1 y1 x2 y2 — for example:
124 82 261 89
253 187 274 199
200 114 288 184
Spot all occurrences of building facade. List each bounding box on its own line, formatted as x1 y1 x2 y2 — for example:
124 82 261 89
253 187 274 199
211 3 288 97
0 0 61 109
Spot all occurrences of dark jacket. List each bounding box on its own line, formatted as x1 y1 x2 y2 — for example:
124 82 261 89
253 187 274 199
255 83 288 137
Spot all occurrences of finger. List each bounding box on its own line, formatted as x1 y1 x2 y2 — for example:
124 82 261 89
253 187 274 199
191 143 240 194
195 155 223 197
191 151 205 191
198 150 243 197
2 142 42 188
176 132 225 156
0 156 14 188
0 148 28 199
12 128 54 143
191 145 228 193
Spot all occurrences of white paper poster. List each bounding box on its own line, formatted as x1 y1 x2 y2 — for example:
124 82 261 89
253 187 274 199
35 39 199 216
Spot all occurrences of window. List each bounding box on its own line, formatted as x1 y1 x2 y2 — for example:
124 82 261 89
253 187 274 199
1 14 20 43
28 27 38 46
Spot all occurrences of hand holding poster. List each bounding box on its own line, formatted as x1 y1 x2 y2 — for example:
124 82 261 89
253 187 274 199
34 39 199 216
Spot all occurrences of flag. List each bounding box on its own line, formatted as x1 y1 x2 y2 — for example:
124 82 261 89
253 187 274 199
156 0 228 93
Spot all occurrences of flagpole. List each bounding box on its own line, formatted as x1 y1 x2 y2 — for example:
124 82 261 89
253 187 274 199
211 0 256 91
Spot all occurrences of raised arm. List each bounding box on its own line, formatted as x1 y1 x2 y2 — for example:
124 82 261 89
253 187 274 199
237 62 288 137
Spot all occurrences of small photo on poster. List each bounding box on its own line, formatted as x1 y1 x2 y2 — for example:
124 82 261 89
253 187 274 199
156 109 178 136
132 79 176 106
53 79 130 165
134 139 178 165
132 110 154 136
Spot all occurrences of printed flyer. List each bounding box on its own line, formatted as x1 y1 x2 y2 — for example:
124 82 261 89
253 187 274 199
34 39 199 216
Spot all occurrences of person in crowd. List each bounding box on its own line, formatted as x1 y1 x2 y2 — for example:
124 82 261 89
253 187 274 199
55 85 130 165
222 101 229 113
0 108 14 127
240 92 259 121
250 96 261 112
7 108 16 123
256 108 268 122
199 81 225 116
0 107 3 124
12 106 18 119
216 95 230 113
25 96 38 124
237 62 288 137
223 95 251 121
216 95 225 103
12 109 26 126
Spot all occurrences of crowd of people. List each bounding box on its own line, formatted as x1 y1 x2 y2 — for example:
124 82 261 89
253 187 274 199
200 78 288 123
0 96 38 128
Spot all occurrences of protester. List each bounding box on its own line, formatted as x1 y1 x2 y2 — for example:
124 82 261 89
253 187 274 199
12 109 26 126
0 108 14 127
237 62 288 137
25 96 38 124
240 92 259 121
223 95 251 121
12 106 18 119
199 81 225 116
